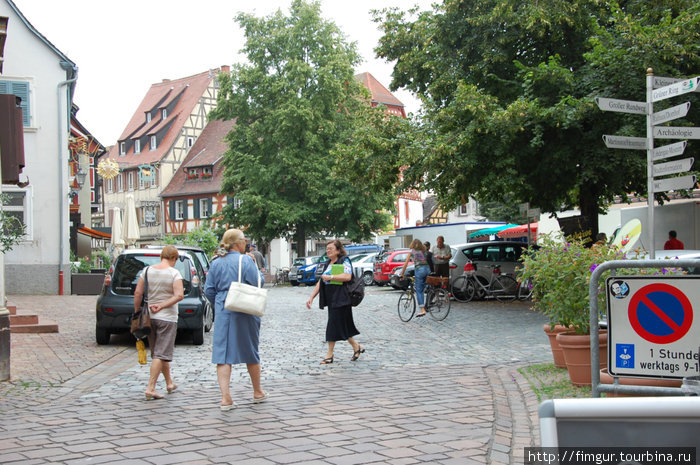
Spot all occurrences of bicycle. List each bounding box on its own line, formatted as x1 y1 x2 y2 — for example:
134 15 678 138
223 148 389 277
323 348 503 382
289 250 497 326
273 266 290 286
397 275 451 322
516 277 533 301
451 262 518 303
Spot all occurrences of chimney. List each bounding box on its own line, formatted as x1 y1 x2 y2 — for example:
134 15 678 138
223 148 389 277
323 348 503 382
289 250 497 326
220 65 230 74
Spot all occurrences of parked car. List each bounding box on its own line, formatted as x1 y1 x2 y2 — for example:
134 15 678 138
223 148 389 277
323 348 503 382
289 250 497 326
389 263 414 290
373 248 412 286
296 255 324 286
95 247 214 346
145 244 211 276
351 253 379 286
449 241 529 287
289 256 320 286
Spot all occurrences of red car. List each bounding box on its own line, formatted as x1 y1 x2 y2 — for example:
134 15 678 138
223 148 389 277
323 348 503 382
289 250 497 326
373 248 412 286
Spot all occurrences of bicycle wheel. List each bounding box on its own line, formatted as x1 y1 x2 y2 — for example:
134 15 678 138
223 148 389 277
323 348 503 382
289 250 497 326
428 288 451 321
397 291 416 322
517 278 533 301
451 276 475 302
493 275 518 302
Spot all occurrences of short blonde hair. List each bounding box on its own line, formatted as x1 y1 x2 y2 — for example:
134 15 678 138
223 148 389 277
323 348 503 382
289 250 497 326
409 239 426 252
221 228 246 251
161 245 179 260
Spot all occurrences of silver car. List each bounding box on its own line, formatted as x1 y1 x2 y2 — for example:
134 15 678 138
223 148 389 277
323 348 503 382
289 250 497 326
289 256 320 286
449 241 529 286
350 253 378 286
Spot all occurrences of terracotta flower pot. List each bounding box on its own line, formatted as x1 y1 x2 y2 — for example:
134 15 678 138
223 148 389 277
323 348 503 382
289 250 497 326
599 368 682 397
543 324 570 368
556 330 607 387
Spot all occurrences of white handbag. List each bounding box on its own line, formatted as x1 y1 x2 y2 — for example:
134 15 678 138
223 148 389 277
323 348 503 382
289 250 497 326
224 254 267 317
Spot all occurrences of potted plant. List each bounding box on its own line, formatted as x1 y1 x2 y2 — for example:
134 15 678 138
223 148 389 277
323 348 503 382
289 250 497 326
519 232 621 385
71 252 106 295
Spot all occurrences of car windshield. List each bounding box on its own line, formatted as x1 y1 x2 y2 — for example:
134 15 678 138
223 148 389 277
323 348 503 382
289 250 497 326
112 254 192 295
292 258 306 266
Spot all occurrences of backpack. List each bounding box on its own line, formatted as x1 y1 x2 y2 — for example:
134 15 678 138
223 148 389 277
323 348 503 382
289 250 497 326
347 273 365 307
342 256 364 306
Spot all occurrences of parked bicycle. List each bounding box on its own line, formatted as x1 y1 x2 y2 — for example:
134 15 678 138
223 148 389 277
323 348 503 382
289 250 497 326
273 266 290 286
451 262 518 303
397 275 451 322
516 277 533 301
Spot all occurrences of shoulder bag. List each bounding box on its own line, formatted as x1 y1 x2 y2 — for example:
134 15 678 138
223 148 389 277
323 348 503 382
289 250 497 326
224 254 267 317
130 267 151 340
344 257 365 307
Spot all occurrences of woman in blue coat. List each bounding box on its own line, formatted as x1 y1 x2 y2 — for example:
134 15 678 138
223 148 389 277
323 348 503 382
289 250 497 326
204 228 268 410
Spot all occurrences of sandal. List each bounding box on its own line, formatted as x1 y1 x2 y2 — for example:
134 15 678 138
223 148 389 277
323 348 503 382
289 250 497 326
320 356 334 365
351 345 365 361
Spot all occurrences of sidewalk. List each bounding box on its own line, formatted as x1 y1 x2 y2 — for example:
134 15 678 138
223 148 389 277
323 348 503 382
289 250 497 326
1 290 547 464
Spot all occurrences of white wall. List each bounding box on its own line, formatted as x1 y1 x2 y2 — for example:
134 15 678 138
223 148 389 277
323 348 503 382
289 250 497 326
2 2 74 293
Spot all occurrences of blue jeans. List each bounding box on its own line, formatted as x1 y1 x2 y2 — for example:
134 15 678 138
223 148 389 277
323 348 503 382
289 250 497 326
414 266 431 307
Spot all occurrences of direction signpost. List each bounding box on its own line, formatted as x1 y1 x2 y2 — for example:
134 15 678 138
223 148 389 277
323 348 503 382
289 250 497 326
596 71 699 258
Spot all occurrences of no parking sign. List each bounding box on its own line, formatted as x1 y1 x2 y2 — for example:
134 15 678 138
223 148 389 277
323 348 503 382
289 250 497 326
607 276 700 379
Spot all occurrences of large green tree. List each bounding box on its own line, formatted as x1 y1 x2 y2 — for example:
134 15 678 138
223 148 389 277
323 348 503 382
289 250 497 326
210 0 396 255
372 0 700 238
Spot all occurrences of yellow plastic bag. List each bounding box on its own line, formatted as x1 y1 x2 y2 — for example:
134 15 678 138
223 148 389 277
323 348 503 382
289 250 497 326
136 340 147 365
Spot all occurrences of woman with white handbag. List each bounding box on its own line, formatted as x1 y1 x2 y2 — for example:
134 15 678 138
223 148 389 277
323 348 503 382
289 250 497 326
204 228 268 410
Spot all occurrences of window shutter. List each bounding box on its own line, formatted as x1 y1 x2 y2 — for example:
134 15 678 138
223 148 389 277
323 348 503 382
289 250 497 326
0 81 30 126
208 197 213 214
169 200 175 221
193 198 200 219
182 200 188 220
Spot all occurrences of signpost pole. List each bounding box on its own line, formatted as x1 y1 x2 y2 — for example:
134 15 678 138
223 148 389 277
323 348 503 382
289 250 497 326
646 69 655 259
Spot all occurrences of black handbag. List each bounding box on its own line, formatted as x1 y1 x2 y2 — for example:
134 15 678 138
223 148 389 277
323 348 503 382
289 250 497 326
130 267 151 340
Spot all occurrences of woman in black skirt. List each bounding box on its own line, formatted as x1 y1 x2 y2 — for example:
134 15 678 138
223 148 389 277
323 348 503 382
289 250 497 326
306 240 364 364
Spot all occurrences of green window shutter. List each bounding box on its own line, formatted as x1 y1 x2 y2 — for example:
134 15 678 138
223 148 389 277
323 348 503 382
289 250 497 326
208 197 213 215
0 81 30 126
169 200 175 220
193 198 200 219
182 200 188 220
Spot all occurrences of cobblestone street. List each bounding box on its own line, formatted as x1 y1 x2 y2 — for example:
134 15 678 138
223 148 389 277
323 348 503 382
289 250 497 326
1 285 550 464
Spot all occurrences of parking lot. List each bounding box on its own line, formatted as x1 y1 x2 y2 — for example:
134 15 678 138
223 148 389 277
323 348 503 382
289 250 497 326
2 285 551 464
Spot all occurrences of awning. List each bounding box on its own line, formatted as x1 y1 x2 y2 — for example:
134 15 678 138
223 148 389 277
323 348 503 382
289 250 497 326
498 222 538 239
78 226 111 240
468 224 517 239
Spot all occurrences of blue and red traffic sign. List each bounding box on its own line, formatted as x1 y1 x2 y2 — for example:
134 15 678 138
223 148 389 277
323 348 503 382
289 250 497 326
627 283 693 344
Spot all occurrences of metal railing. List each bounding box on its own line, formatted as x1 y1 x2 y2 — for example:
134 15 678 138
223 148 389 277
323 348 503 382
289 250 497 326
589 258 700 397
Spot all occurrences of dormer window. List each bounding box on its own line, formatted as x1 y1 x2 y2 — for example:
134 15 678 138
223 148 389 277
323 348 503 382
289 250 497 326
161 109 168 119
146 112 152 123
201 166 213 179
186 168 199 180
150 135 157 151
119 142 126 155
134 139 141 154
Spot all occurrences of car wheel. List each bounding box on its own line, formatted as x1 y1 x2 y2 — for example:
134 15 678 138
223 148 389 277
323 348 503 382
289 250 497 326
362 272 374 286
96 327 110 345
290 280 299 286
192 325 204 345
203 300 214 332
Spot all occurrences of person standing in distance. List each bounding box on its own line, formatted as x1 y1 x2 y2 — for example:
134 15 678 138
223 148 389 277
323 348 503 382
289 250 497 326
250 244 266 272
664 230 684 250
431 236 452 277
424 241 434 273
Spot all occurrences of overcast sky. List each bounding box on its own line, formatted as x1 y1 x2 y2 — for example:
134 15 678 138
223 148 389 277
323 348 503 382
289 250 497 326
11 0 434 145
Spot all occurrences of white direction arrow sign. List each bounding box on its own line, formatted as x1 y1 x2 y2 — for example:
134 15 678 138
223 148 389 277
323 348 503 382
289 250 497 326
652 77 699 102
595 97 646 115
653 102 690 125
653 157 694 177
653 76 681 89
653 141 687 161
603 135 647 150
654 126 700 139
653 174 697 193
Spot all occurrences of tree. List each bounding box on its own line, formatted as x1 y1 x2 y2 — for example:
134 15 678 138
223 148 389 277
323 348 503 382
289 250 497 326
209 0 395 255
372 0 700 240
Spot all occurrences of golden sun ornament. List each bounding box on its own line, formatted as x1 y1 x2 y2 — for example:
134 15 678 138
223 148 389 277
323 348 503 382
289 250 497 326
97 159 120 180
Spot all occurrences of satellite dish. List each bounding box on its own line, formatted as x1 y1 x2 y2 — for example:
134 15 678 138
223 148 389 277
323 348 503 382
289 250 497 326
611 218 642 253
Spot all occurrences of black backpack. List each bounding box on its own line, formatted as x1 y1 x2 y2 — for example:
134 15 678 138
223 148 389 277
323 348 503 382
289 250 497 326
342 256 364 306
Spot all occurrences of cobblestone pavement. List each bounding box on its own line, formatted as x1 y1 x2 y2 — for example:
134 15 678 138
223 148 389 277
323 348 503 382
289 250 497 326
1 285 550 464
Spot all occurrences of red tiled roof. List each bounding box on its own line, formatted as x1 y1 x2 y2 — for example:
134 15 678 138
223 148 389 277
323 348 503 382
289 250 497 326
104 69 220 167
160 119 236 198
355 72 406 116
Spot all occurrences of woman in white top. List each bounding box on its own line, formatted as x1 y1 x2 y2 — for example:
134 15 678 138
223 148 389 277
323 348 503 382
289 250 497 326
134 245 184 400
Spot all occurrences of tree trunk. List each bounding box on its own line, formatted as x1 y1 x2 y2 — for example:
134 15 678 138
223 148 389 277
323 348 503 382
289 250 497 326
295 227 306 257
578 185 599 244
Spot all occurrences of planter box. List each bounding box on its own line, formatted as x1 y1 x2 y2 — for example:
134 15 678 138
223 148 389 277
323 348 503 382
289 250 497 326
71 273 104 295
